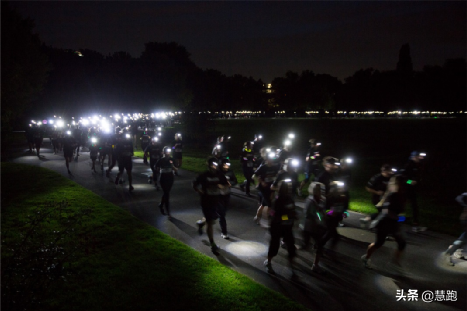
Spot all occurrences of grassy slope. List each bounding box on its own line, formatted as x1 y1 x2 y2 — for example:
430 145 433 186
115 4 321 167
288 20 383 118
1 163 308 311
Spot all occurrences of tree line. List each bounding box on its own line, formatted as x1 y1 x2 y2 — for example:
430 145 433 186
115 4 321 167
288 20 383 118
2 2 466 133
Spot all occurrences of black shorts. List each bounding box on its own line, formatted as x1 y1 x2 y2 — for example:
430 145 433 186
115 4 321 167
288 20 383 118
201 198 220 221
64 149 73 158
118 156 133 172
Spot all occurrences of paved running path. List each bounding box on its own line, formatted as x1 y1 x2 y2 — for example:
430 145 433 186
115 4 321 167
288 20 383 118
7 141 466 311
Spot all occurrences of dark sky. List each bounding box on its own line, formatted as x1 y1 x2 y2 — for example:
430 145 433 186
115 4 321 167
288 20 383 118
11 1 466 82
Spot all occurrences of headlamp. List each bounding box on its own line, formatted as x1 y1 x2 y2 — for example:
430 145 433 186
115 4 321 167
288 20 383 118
125 134 131 139
345 158 353 164
419 153 426 157
284 140 291 146
268 152 276 159
316 142 321 146
288 133 295 139
291 159 299 167
91 137 97 143
66 131 71 135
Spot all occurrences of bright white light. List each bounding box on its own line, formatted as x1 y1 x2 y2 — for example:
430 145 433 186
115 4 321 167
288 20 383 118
157 127 162 131
91 137 97 143
392 168 397 172
288 133 295 139
291 159 299 167
49 120 54 125
419 153 426 157
284 140 291 146
125 134 130 139
284 178 292 182
224 241 268 257
346 158 353 164
66 131 71 135
316 143 322 146
268 152 275 158
81 119 89 126
336 181 345 187
216 145 221 150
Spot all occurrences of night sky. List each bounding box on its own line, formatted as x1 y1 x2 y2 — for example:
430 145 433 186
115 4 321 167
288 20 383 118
11 1 466 82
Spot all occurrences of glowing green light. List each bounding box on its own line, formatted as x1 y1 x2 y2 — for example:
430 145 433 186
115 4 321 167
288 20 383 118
317 212 321 221
407 180 412 185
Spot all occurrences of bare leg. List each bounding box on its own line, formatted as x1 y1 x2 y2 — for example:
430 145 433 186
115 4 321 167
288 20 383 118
366 243 377 259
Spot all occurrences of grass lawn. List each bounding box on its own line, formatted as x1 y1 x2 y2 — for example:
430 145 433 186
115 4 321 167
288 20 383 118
1 163 309 311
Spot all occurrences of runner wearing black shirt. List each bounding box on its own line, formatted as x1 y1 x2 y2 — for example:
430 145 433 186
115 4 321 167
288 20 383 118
193 158 229 253
115 135 134 192
253 154 280 225
156 147 177 218
144 138 163 189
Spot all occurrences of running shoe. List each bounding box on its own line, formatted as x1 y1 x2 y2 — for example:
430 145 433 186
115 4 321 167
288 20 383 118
196 220 205 235
444 253 455 266
360 218 370 229
211 244 220 253
159 203 166 215
361 255 372 269
412 226 428 232
221 233 230 239
453 249 465 259
263 260 275 274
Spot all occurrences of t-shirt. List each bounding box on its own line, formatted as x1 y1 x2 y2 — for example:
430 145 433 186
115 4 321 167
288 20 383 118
220 169 237 195
241 148 255 168
157 157 174 174
173 140 183 153
316 170 333 195
255 163 280 187
116 141 133 158
367 173 391 205
145 144 162 160
382 192 405 220
270 196 295 226
193 170 228 205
